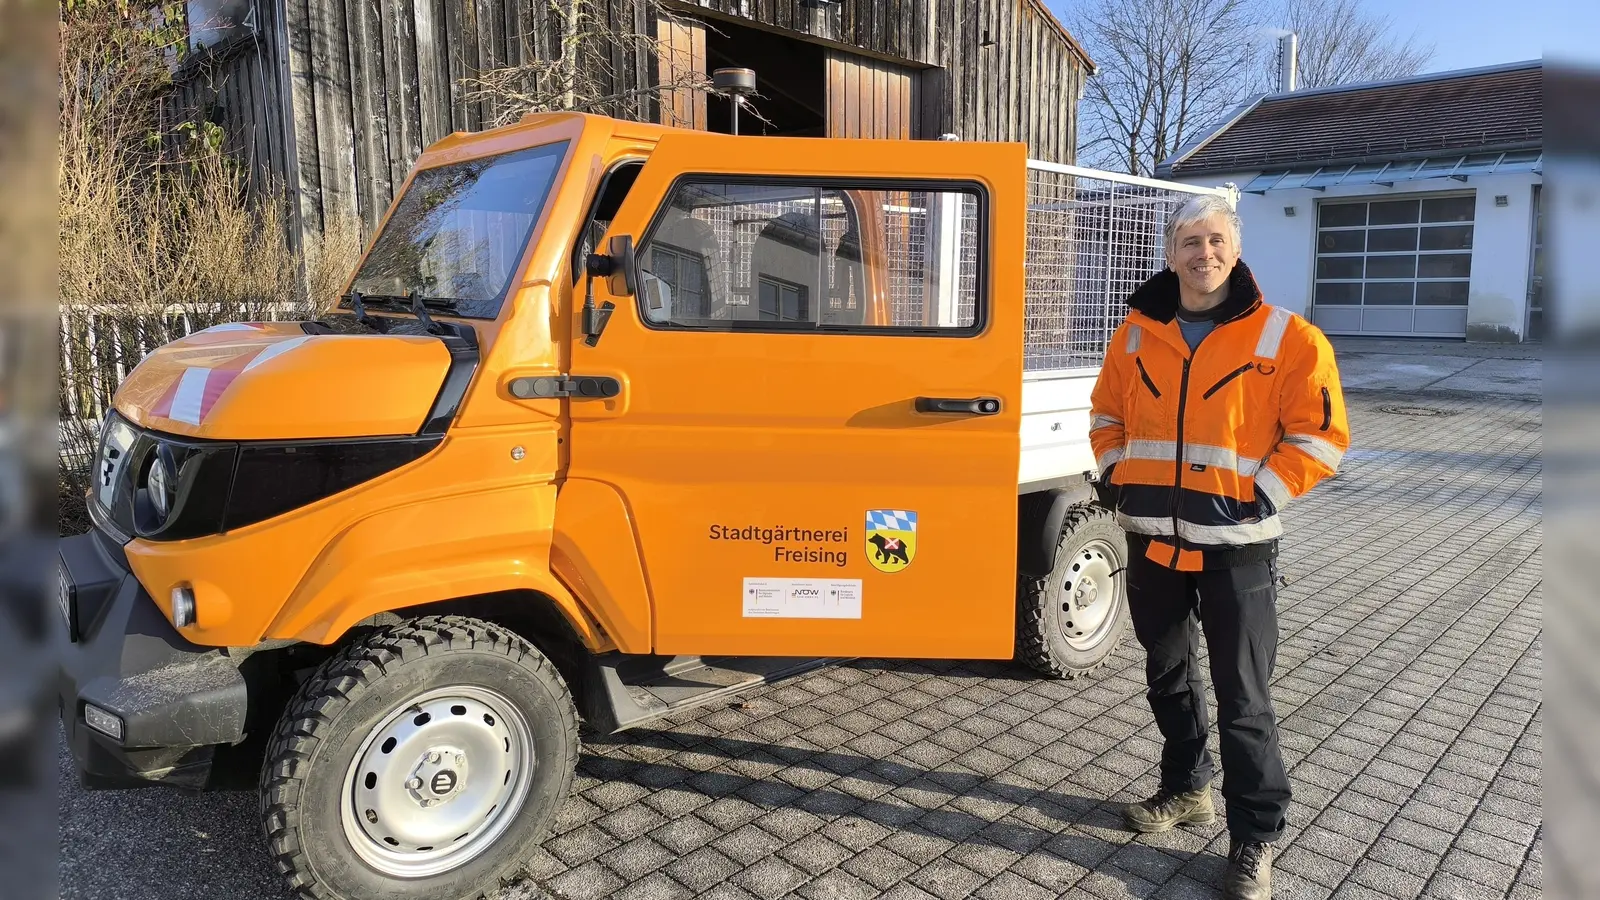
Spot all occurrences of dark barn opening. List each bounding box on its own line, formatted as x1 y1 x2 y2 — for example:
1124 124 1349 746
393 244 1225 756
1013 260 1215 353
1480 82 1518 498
703 19 826 137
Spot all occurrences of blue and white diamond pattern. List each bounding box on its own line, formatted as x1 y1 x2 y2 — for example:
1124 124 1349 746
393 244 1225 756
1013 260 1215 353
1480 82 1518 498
866 509 918 532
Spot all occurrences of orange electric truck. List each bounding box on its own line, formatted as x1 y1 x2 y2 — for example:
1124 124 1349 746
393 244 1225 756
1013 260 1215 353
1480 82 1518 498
57 112 1232 899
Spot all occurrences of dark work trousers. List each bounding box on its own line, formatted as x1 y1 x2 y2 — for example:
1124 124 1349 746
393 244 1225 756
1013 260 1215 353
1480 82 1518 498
1126 549 1292 844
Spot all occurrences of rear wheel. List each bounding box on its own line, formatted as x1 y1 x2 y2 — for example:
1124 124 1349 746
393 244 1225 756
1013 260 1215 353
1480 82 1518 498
1016 504 1130 678
260 615 578 900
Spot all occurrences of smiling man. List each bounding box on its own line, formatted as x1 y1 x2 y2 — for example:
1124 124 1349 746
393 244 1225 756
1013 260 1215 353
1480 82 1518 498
1087 195 1350 899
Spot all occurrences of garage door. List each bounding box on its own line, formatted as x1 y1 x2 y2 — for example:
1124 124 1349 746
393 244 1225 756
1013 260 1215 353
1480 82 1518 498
1310 194 1475 337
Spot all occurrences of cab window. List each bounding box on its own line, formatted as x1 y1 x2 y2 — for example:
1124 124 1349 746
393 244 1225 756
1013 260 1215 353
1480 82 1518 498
635 179 984 335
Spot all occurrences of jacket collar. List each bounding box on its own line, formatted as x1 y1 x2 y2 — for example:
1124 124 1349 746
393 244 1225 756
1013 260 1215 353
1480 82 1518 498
1127 258 1264 326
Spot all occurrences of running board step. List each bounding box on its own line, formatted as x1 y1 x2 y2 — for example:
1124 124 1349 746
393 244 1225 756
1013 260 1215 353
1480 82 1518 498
580 653 840 734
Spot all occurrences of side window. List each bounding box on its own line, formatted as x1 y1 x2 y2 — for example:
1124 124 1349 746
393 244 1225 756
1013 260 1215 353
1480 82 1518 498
635 180 984 334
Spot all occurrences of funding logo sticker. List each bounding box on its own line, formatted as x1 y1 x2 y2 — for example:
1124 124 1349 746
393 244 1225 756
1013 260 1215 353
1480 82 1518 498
865 509 917 573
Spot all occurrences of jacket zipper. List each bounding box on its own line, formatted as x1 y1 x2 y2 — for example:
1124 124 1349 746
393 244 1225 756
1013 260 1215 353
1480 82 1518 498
1321 387 1332 431
1171 357 1192 567
1136 357 1162 398
1202 362 1255 399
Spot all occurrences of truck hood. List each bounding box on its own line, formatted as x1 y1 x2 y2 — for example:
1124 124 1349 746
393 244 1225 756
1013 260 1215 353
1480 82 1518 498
114 322 456 440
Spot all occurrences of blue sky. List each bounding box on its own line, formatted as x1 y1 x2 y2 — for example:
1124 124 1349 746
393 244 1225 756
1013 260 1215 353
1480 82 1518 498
1047 0 1598 76
1386 0 1595 72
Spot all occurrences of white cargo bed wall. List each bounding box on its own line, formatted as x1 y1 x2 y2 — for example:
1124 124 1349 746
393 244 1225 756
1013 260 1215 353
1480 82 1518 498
1016 161 1236 492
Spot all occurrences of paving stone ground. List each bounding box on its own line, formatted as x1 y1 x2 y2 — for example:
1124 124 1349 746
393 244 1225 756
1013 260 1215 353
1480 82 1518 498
505 380 1544 900
57 349 1543 900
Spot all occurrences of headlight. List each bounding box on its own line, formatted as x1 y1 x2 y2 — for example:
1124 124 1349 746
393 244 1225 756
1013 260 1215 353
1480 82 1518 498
146 455 173 518
131 441 207 537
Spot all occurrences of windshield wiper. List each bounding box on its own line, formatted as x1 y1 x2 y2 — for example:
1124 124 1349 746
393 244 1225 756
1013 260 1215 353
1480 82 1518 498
343 292 463 333
351 293 463 313
406 290 442 334
340 290 381 330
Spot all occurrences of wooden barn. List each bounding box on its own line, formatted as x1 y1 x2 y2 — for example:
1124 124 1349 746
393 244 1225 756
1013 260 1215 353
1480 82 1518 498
171 0 1094 249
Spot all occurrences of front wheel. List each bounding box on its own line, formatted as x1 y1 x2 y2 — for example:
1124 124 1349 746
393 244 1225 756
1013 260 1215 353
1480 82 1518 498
1016 504 1130 679
260 616 579 900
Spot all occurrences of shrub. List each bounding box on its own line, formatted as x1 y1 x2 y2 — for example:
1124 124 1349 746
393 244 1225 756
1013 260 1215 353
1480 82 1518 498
57 0 361 534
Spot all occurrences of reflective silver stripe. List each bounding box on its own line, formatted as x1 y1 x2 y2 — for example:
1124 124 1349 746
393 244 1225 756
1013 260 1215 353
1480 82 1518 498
1097 447 1126 471
1283 433 1345 471
1254 306 1293 359
1126 325 1142 353
1126 440 1255 476
1126 439 1178 461
1116 512 1172 536
1255 466 1292 509
1116 513 1284 545
1185 442 1239 472
1178 516 1284 545
1090 414 1124 432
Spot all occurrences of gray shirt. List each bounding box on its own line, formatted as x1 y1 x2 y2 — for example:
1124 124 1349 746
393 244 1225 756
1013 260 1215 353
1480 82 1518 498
1176 314 1217 353
1175 298 1231 353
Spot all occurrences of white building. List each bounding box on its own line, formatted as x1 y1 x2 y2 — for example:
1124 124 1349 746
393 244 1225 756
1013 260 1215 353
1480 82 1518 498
1157 59 1543 342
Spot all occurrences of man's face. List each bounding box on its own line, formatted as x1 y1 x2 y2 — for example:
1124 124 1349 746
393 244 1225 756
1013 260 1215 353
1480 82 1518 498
1168 213 1239 296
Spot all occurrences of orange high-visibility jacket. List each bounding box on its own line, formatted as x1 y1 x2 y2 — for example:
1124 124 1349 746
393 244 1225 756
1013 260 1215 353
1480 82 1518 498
1089 259 1351 571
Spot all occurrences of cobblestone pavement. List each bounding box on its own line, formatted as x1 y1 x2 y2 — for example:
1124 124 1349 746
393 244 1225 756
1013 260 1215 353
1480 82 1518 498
58 379 1543 900
494 386 1542 900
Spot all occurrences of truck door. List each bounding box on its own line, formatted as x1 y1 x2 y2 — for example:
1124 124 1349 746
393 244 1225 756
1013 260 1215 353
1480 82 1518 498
566 133 1026 660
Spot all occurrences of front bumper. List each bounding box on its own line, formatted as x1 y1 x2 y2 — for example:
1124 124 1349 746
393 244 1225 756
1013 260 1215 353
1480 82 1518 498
56 528 252 790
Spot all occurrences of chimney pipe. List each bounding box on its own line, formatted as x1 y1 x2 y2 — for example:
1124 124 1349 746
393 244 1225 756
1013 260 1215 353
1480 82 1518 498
1277 32 1298 93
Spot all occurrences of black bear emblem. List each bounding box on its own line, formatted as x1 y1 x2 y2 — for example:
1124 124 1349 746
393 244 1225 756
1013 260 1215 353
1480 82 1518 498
868 533 910 566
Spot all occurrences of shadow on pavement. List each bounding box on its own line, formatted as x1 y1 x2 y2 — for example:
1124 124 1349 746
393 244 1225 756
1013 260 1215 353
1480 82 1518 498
573 726 1225 894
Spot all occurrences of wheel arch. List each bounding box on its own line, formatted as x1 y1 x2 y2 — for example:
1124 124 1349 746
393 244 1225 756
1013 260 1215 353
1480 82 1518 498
1017 482 1096 580
388 589 599 694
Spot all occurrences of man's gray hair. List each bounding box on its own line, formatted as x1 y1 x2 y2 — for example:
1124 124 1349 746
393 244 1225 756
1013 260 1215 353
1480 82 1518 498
1164 194 1242 260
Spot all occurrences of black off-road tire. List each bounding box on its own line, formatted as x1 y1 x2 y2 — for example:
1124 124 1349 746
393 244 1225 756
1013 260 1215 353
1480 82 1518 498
1016 504 1131 679
259 615 579 900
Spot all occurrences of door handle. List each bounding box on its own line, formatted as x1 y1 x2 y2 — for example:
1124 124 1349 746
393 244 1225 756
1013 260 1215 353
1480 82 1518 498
915 396 1001 415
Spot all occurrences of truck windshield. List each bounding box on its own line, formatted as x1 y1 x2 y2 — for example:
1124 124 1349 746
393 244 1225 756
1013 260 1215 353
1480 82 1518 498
347 140 571 320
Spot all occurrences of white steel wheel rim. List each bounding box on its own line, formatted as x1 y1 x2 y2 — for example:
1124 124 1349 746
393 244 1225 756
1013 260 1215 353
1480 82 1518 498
339 685 536 879
1059 538 1123 652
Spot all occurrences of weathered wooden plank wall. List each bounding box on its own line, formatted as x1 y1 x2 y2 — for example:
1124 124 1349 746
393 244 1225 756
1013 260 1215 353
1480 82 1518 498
173 0 1086 253
824 50 919 139
168 6 291 194
672 0 1082 159
272 0 662 243
656 13 706 128
925 0 1081 162
670 0 936 65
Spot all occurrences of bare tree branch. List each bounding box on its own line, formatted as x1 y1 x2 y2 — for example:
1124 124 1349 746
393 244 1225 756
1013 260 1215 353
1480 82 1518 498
1069 0 1262 175
1255 0 1434 91
1072 0 1434 174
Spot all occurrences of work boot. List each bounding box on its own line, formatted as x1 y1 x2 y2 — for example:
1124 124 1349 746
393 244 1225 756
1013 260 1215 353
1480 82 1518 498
1223 839 1273 900
1121 785 1215 833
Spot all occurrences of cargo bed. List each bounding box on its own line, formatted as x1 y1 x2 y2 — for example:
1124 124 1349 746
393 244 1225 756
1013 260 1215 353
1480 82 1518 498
1019 366 1099 492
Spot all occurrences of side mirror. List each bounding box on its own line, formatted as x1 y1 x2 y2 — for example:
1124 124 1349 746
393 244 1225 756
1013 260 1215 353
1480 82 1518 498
607 235 638 297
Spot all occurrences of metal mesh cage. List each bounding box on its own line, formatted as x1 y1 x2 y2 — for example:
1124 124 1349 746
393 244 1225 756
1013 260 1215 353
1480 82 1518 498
1023 162 1232 371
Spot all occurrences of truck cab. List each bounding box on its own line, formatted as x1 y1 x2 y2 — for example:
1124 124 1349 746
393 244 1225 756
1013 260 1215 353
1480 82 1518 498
57 111 1137 900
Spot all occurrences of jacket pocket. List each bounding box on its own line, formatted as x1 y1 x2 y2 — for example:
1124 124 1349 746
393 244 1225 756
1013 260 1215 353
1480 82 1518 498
1320 386 1332 431
1202 362 1256 400
1135 357 1161 399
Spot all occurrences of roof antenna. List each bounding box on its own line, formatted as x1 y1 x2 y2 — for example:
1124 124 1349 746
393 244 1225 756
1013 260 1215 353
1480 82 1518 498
713 68 757 135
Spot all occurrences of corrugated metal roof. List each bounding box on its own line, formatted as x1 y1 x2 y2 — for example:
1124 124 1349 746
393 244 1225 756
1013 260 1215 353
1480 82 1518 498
1160 60 1542 177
